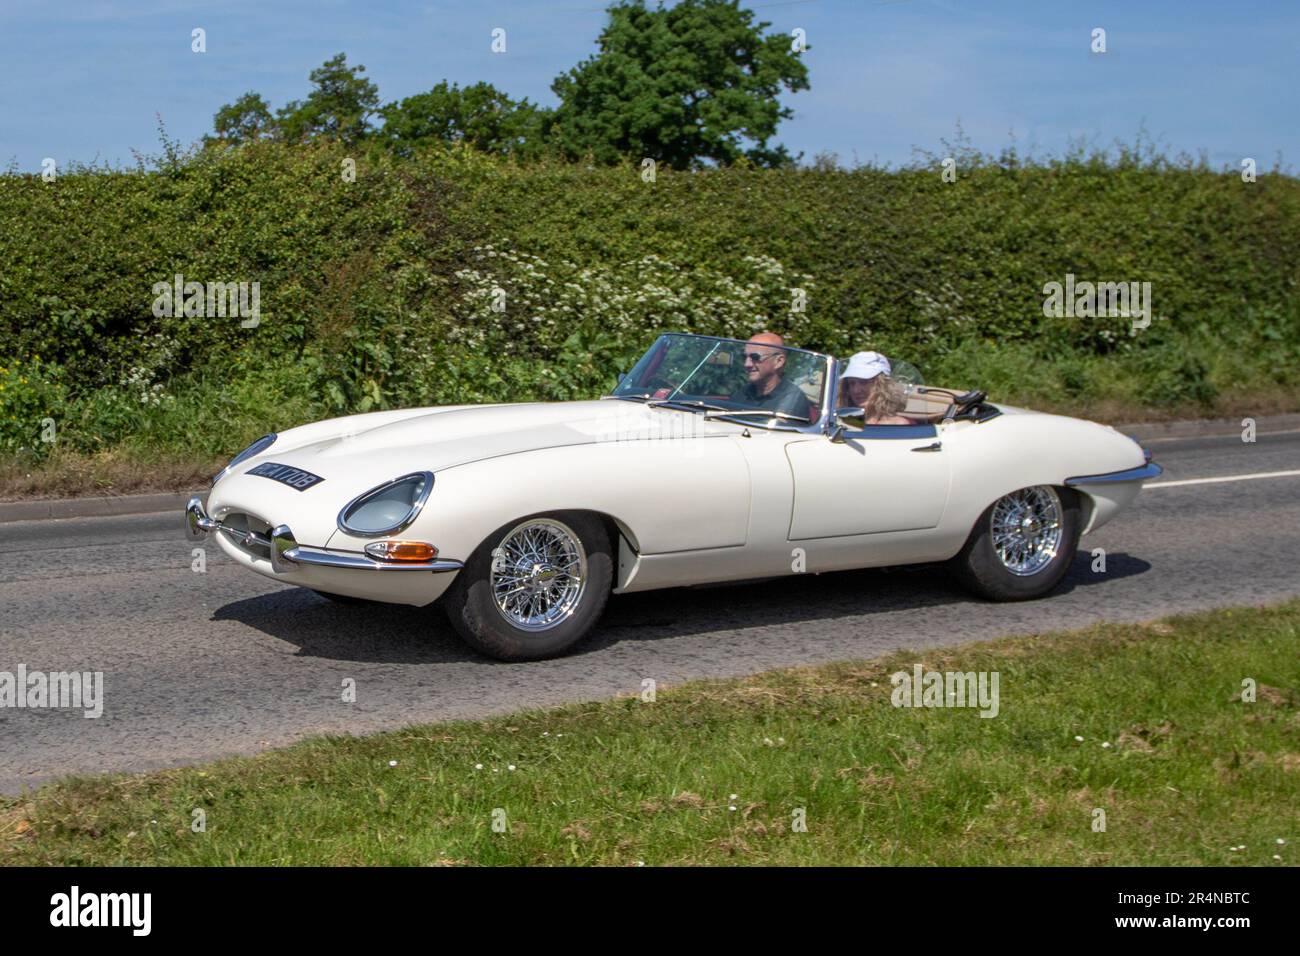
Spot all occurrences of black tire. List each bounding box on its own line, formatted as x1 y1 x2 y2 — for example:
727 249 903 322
310 589 371 605
443 511 613 661
950 485 1081 601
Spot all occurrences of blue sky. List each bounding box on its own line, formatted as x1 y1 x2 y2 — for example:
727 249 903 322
1 0 1296 170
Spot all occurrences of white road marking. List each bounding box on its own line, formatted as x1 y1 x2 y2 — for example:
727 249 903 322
1146 469 1300 488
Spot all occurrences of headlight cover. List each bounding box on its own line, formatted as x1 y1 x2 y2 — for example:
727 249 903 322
212 433 277 484
338 472 434 536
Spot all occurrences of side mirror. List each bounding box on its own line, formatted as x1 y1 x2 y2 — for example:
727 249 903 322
829 406 864 443
616 372 626 386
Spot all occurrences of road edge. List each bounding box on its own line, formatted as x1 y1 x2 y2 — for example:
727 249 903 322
0 490 205 524
1118 411 1298 442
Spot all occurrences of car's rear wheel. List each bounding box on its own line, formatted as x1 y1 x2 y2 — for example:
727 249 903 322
950 485 1080 601
443 512 612 661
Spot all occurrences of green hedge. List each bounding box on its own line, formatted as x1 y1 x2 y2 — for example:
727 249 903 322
2 142 1297 459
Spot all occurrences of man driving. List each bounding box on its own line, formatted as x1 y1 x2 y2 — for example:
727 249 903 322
729 332 812 420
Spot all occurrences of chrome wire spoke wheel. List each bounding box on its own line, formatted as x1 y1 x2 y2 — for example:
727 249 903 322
989 486 1064 577
490 518 588 632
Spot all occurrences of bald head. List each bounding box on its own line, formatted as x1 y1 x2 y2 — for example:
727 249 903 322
742 331 787 394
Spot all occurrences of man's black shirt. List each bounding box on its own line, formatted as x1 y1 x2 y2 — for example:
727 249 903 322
729 375 811 419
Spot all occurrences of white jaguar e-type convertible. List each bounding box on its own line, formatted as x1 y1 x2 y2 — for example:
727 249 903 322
186 333 1161 661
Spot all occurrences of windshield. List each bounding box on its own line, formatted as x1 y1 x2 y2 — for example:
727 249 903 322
610 334 829 425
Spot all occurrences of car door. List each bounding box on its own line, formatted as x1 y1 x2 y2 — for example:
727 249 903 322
785 424 951 539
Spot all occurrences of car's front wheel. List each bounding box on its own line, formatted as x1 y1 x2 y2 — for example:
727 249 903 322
443 512 613 661
950 485 1081 601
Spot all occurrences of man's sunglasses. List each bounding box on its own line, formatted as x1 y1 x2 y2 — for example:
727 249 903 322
742 352 775 364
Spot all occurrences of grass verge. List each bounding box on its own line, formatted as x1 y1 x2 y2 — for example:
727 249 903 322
3 601 1298 866
0 449 220 502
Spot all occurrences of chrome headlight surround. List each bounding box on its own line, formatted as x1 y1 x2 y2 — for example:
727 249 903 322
337 472 434 538
212 433 277 485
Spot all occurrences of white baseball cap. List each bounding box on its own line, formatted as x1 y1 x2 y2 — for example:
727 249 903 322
841 351 891 381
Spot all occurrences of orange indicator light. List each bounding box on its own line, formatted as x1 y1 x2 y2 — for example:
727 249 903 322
364 541 437 562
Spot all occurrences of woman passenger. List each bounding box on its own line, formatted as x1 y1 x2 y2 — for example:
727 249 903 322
838 351 911 425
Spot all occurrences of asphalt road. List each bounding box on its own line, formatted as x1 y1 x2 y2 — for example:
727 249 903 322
1 430 1298 794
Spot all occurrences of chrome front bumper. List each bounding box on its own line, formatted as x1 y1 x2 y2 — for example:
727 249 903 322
1064 461 1163 486
185 497 464 574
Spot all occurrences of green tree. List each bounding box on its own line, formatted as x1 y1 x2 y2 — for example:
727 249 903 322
276 53 380 145
209 92 276 145
378 81 551 159
549 0 809 168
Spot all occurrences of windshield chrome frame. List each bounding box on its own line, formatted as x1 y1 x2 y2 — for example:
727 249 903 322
607 333 835 435
820 356 842 436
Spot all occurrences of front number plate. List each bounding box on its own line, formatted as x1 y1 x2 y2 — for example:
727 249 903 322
246 461 325 491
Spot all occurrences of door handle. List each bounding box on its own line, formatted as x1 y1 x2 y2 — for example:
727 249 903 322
911 442 942 452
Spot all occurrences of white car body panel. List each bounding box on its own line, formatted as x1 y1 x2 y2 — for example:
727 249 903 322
785 433 951 537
